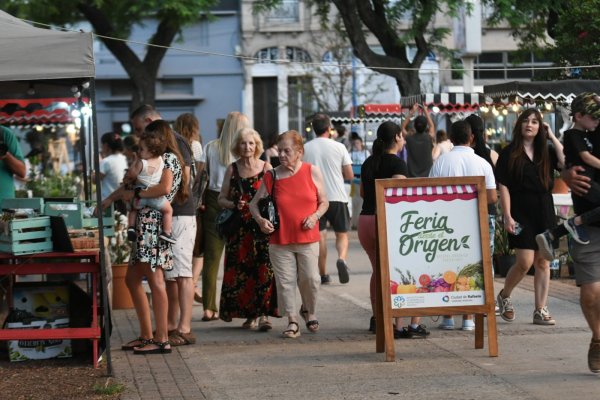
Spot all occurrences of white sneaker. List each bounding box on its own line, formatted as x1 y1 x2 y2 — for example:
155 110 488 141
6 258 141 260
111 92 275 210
438 318 455 330
461 319 475 331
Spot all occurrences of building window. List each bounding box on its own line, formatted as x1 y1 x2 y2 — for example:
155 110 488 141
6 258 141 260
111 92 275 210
322 48 353 64
159 79 193 95
288 76 315 133
474 51 552 80
265 0 299 23
256 47 279 63
286 47 311 63
255 47 311 63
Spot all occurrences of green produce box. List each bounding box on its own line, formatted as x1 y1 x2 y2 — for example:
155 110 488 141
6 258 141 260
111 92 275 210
0 216 53 255
1 197 44 214
44 201 114 236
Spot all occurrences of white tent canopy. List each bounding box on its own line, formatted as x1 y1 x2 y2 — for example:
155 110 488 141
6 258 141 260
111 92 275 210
0 10 94 82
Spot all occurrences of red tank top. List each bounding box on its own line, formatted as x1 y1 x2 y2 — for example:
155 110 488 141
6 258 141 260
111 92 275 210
264 162 320 245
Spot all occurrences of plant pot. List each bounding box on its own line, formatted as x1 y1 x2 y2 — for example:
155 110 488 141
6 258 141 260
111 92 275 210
493 254 515 277
552 177 569 194
111 263 134 309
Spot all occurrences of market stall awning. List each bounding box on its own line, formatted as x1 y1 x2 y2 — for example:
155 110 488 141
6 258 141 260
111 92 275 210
484 80 600 104
0 10 94 82
400 93 486 113
0 98 85 126
329 109 400 124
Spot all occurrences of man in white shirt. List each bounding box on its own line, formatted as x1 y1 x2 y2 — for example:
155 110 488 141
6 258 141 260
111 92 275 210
304 113 354 284
429 119 497 331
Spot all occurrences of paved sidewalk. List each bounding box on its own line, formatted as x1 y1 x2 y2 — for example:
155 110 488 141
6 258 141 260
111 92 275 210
110 234 599 399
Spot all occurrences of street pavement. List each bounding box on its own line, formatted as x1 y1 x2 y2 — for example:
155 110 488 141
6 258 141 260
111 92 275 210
110 231 599 400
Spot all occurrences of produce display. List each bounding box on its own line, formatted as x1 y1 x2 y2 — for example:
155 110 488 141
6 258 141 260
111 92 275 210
392 262 483 294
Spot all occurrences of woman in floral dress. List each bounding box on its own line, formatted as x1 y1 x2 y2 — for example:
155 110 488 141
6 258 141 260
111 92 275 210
217 128 278 330
120 120 187 354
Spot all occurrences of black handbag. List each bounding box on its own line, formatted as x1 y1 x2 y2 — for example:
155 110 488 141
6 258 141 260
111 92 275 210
258 169 280 231
215 208 241 239
215 165 244 240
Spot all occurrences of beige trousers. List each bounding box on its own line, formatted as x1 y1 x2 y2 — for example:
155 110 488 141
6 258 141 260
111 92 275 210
269 242 320 317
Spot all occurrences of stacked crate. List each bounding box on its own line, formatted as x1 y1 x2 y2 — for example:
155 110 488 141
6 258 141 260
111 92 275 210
0 198 52 255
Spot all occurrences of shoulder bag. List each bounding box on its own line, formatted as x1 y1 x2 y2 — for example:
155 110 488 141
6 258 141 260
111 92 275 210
257 169 280 231
215 164 243 240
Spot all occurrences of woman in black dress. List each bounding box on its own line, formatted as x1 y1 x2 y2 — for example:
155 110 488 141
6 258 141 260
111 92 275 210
495 109 564 326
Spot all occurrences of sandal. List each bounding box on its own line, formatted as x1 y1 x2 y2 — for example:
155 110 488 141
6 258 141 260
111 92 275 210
168 330 186 347
133 340 172 354
176 331 196 345
201 311 219 321
282 322 300 338
121 337 149 351
258 317 272 332
242 318 257 329
306 320 319 333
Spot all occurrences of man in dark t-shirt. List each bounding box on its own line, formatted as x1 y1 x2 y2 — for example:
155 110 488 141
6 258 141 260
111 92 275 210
401 103 436 177
558 92 600 374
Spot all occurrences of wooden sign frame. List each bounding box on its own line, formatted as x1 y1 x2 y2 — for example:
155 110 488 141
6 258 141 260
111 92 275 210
374 176 498 361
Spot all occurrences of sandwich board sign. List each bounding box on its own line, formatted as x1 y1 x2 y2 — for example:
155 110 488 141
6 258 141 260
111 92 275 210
374 176 498 361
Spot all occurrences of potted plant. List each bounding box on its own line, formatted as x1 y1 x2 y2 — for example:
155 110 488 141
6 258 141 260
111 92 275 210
108 211 134 309
493 215 515 277
553 169 569 194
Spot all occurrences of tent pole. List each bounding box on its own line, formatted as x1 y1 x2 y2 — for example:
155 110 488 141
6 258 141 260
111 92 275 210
90 79 113 375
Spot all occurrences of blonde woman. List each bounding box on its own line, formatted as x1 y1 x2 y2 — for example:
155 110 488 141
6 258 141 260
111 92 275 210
217 128 277 330
200 111 250 321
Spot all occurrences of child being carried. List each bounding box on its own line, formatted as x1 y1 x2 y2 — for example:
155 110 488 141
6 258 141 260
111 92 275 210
125 132 176 244
536 92 600 260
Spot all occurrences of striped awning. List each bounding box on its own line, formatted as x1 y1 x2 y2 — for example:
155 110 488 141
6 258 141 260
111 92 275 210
0 97 83 126
484 80 600 105
400 93 486 113
384 184 478 204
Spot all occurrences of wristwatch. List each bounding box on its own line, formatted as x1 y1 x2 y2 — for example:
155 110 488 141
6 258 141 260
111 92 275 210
134 187 143 199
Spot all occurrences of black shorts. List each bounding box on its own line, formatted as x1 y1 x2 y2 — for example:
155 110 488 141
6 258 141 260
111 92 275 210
319 201 350 233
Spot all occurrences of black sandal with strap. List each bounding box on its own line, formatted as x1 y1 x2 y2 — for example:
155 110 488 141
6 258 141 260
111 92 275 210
133 339 172 354
121 337 150 351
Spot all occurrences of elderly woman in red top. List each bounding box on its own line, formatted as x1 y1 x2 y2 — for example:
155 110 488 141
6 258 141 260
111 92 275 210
250 130 328 338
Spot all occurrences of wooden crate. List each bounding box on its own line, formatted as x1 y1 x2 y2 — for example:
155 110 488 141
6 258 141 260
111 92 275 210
44 202 114 236
1 198 44 214
0 216 53 255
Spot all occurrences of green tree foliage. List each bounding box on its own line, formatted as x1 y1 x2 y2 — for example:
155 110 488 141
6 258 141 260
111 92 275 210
0 0 218 109
485 0 600 80
255 0 470 96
